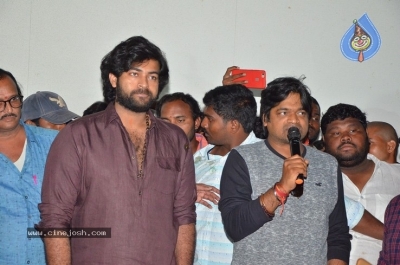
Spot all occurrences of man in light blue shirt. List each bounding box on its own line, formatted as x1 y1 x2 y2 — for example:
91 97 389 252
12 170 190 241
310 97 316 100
193 84 261 265
0 69 58 264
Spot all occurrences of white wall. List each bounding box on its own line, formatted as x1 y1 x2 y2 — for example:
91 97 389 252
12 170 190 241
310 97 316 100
1 0 399 133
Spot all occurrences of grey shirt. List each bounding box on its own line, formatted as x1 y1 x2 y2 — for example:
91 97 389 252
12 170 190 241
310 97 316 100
219 140 351 265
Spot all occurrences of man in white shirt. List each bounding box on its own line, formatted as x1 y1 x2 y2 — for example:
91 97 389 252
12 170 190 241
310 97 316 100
321 103 400 265
193 84 261 265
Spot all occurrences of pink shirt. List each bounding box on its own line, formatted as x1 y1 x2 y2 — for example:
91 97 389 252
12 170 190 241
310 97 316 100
195 133 208 151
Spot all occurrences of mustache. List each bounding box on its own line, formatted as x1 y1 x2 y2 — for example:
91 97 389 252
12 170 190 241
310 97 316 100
130 88 152 96
338 142 356 149
285 126 302 132
0 113 17 120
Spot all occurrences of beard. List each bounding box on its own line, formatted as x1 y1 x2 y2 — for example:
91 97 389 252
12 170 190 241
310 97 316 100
115 83 156 113
325 137 369 168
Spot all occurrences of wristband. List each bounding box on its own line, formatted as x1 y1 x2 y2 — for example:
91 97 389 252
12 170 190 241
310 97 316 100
274 182 289 215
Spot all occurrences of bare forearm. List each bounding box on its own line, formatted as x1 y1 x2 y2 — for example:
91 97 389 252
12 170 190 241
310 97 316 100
175 223 195 265
327 259 347 265
353 210 384 240
44 237 71 265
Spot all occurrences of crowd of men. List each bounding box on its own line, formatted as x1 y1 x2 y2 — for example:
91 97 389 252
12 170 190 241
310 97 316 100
1 35 400 265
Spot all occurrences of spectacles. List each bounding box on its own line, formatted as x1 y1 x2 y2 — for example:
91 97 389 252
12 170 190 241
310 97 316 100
0 95 23 112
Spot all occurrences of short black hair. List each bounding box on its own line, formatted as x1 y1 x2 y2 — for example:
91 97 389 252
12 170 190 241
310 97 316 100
155 92 202 120
260 77 312 121
311 96 320 108
0 68 23 97
100 36 169 103
321 103 367 135
83 101 108 116
253 116 267 139
203 84 256 134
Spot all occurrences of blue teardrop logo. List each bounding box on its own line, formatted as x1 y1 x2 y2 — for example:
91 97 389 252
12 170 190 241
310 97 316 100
340 13 381 62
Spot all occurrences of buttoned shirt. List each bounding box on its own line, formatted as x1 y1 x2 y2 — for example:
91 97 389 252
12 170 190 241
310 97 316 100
37 104 196 265
0 123 57 264
343 154 400 265
378 194 400 264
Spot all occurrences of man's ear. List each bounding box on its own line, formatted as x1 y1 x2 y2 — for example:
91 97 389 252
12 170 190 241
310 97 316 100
262 114 268 127
25 120 37 126
109 73 118 88
387 140 397 154
194 117 201 131
230 119 241 133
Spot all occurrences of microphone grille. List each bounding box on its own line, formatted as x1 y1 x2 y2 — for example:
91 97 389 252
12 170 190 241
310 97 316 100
287 126 301 141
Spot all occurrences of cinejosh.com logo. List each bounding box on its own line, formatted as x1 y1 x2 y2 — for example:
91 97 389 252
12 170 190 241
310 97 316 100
27 228 111 238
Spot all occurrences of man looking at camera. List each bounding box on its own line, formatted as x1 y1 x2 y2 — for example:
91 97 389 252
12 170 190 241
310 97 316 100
37 36 196 265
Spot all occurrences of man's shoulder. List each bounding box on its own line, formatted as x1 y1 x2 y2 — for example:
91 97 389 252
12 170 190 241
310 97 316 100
69 110 106 127
389 194 400 206
372 155 400 175
234 140 265 155
306 146 337 162
24 124 58 140
154 118 188 140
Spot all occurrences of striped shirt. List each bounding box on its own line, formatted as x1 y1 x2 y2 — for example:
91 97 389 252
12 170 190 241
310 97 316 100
193 132 260 265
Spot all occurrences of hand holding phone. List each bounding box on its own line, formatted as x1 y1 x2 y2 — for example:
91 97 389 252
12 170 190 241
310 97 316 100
222 66 266 89
231 68 266 89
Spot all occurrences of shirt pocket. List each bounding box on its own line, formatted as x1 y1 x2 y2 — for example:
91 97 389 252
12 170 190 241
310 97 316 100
151 156 180 195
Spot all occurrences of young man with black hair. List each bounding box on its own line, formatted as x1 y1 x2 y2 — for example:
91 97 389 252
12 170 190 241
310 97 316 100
38 36 196 265
219 77 350 265
156 92 207 154
321 103 400 265
193 84 261 264
308 96 321 145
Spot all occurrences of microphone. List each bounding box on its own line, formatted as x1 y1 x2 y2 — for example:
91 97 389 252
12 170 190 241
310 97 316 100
287 127 304 197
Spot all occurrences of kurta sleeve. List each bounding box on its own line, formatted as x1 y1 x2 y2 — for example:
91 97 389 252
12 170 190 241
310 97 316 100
36 125 81 230
174 143 197 225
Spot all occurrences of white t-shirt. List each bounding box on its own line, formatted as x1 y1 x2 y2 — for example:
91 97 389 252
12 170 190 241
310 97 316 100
343 154 400 265
13 139 27 171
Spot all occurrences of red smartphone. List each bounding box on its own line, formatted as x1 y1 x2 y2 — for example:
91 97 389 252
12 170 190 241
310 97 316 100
231 69 266 89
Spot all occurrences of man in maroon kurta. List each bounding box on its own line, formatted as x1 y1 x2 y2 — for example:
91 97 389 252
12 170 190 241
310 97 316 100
37 36 196 265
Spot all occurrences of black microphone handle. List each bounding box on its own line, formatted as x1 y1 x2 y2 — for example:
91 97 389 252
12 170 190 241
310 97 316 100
290 137 304 197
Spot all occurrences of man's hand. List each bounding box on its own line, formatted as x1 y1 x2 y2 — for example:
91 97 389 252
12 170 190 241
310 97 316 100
327 259 348 265
222 66 247 86
196 183 220 209
279 154 309 193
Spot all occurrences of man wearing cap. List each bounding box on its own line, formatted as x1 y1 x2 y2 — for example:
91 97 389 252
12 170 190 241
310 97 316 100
0 69 58 264
22 91 80 131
